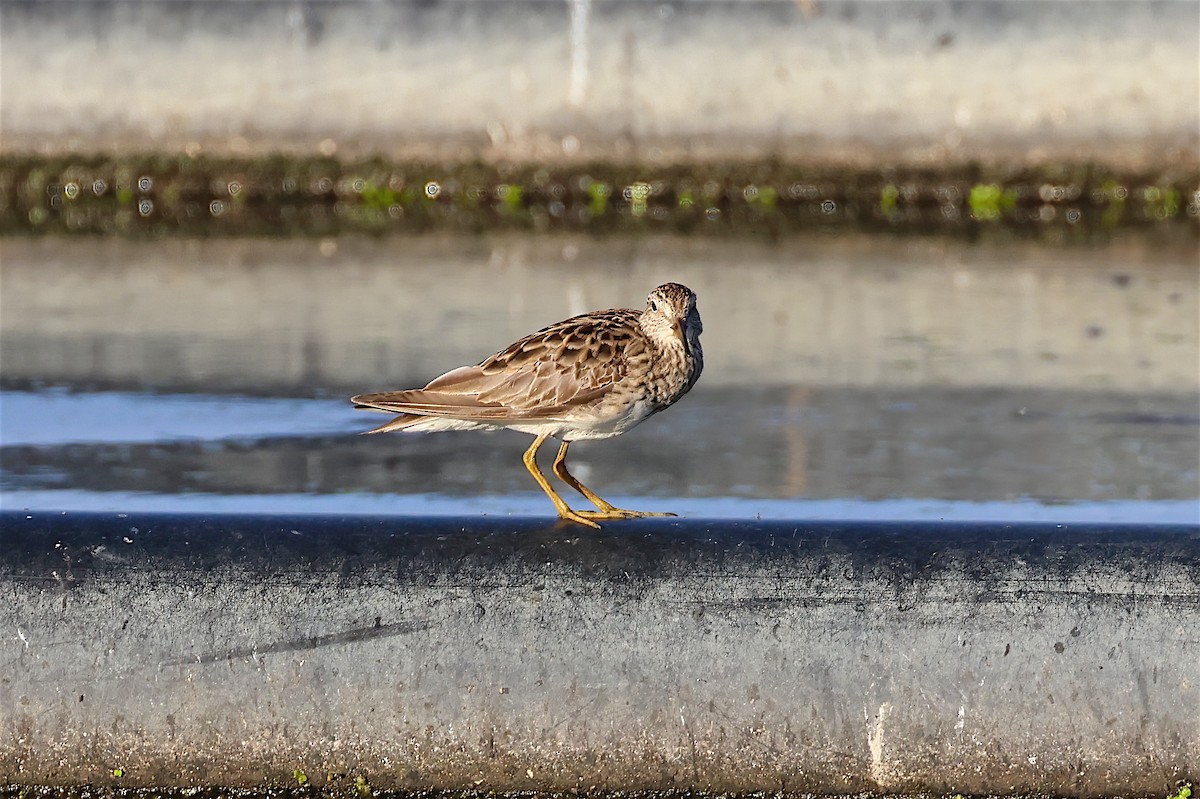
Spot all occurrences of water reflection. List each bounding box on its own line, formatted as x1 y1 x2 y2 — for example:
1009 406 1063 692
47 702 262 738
1 233 1197 523
1 386 1195 522
3 233 1196 394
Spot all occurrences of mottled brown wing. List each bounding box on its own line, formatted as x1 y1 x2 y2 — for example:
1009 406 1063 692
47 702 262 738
352 309 645 421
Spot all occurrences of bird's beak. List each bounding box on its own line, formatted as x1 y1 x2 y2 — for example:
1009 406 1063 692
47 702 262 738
674 319 691 357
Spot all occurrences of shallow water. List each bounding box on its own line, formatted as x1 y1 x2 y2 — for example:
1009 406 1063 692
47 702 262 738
1 386 1196 523
1 233 1197 524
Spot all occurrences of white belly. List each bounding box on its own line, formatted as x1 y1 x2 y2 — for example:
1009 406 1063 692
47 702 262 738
563 396 658 440
494 396 657 442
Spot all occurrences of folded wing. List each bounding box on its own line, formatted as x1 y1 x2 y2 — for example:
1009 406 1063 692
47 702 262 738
352 309 644 426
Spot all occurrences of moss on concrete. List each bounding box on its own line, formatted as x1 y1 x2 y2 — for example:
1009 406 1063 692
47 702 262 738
0 778 1186 798
0 778 1191 799
1 154 1196 240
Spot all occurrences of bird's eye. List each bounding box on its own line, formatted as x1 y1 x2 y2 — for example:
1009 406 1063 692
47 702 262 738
649 299 659 312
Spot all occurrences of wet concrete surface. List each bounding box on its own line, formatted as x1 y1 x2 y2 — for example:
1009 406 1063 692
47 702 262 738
2 511 1197 794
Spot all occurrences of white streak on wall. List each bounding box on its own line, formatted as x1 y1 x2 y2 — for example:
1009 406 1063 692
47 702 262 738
867 701 892 786
567 0 591 106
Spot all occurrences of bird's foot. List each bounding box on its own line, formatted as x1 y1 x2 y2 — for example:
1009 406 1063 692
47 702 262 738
577 508 677 521
556 508 603 529
555 508 675 528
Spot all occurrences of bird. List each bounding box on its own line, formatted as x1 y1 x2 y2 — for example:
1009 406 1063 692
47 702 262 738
351 282 704 528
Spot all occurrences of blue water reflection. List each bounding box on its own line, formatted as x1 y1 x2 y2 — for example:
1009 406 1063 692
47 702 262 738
1 388 1196 524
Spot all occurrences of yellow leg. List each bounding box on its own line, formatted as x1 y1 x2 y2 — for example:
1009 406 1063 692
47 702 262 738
522 434 601 529
552 441 676 520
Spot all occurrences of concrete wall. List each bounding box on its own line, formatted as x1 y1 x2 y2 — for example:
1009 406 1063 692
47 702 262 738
1 0 1197 167
2 511 1198 794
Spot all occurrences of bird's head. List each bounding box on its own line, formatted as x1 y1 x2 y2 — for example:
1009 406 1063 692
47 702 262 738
641 282 702 353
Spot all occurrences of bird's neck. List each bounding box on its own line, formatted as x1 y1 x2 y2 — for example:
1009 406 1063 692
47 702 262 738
646 330 702 404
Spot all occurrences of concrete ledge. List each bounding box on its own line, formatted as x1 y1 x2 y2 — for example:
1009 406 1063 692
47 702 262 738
2 511 1198 794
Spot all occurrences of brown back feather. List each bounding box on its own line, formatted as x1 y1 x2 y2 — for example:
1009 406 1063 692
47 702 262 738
354 308 644 422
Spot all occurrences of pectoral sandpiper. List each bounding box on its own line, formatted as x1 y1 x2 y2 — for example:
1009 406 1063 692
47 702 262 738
352 282 704 528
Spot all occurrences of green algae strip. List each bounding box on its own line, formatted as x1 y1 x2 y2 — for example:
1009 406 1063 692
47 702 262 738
0 155 1196 239
0 788 1194 799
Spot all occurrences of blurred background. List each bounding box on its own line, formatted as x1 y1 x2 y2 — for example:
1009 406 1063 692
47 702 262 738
1 0 1197 522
